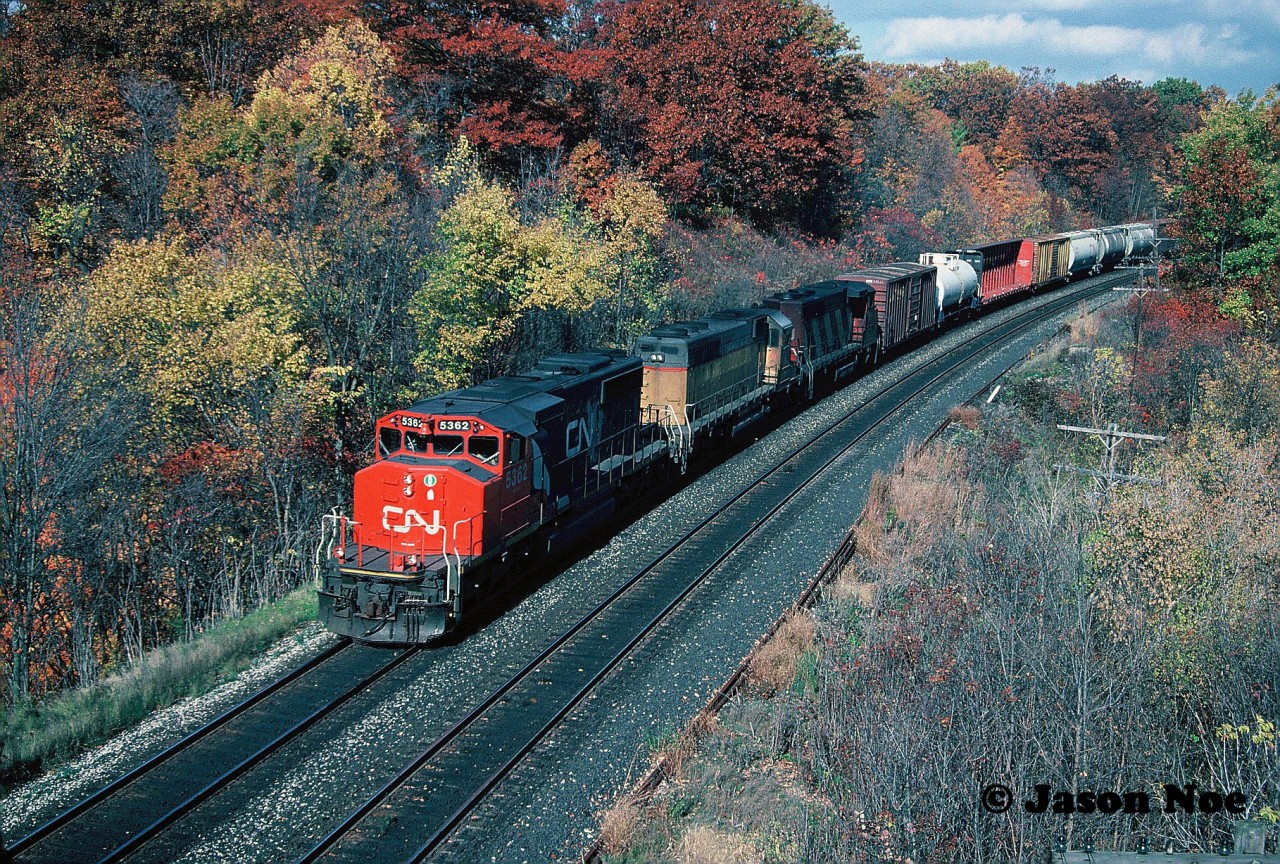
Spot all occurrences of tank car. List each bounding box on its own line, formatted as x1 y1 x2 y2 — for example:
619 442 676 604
918 252 980 320
1065 230 1101 277
1065 227 1130 277
1121 223 1157 259
317 350 652 643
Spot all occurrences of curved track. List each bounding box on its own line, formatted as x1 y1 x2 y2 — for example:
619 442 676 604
9 640 417 864
300 274 1132 864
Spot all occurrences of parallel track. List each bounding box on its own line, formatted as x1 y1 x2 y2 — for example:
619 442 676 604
301 274 1132 864
10 639 418 864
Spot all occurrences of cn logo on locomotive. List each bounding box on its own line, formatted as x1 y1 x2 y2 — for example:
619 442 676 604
382 505 442 535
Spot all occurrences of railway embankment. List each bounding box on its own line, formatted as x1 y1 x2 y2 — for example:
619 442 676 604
593 291 1280 862
0 587 335 836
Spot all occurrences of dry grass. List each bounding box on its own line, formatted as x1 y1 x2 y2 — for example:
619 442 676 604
747 610 817 696
884 443 969 553
851 470 892 563
894 443 965 514
1069 299 1102 345
675 825 760 864
846 443 970 576
827 573 880 608
598 799 643 856
948 405 981 430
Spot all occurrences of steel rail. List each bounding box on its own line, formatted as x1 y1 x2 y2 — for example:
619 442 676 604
89 645 420 864
577 276 1128 862
8 638 351 858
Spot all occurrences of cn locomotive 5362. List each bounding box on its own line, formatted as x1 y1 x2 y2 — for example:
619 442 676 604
316 222 1157 643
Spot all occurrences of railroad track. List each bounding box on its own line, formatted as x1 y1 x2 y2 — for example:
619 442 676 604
299 273 1132 864
9 639 417 864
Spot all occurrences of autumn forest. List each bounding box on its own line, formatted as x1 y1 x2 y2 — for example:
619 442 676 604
0 0 1277 749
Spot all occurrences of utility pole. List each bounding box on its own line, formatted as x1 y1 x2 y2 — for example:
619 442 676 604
1112 210 1167 410
1055 423 1167 492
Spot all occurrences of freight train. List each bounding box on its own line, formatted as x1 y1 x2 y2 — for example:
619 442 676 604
316 222 1157 643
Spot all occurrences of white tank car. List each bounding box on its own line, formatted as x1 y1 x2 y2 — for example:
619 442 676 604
1098 227 1128 269
919 252 979 319
1122 223 1157 258
1065 230 1101 276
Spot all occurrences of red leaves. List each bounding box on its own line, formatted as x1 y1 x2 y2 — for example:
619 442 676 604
1128 291 1240 427
376 0 578 165
159 441 258 499
597 0 865 233
1179 136 1262 246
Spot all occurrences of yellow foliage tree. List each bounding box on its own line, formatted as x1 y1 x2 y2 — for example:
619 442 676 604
413 141 672 391
85 234 309 440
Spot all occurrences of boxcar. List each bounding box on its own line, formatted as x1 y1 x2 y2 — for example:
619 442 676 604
837 263 937 353
1016 234 1071 290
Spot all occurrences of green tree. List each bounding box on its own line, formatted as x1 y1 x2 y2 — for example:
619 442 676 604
1171 96 1280 293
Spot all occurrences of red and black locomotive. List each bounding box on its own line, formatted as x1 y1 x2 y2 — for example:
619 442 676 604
318 351 652 642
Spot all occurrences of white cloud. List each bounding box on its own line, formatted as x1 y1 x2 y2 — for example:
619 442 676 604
1019 0 1099 9
1114 68 1158 84
879 13 1257 70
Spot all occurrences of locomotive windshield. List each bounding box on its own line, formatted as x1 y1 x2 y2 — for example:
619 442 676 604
404 431 429 453
468 435 499 465
378 427 400 458
434 434 465 456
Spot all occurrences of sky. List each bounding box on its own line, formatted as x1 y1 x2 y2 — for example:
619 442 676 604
827 0 1280 96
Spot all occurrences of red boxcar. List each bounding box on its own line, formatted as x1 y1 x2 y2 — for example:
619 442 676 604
1015 234 1071 291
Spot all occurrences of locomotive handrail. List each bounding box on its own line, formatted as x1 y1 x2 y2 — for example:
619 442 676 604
314 512 344 576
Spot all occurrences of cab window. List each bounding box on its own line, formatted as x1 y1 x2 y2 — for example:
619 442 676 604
378 427 401 457
508 435 525 462
404 430 430 453
469 435 499 465
434 434 465 456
